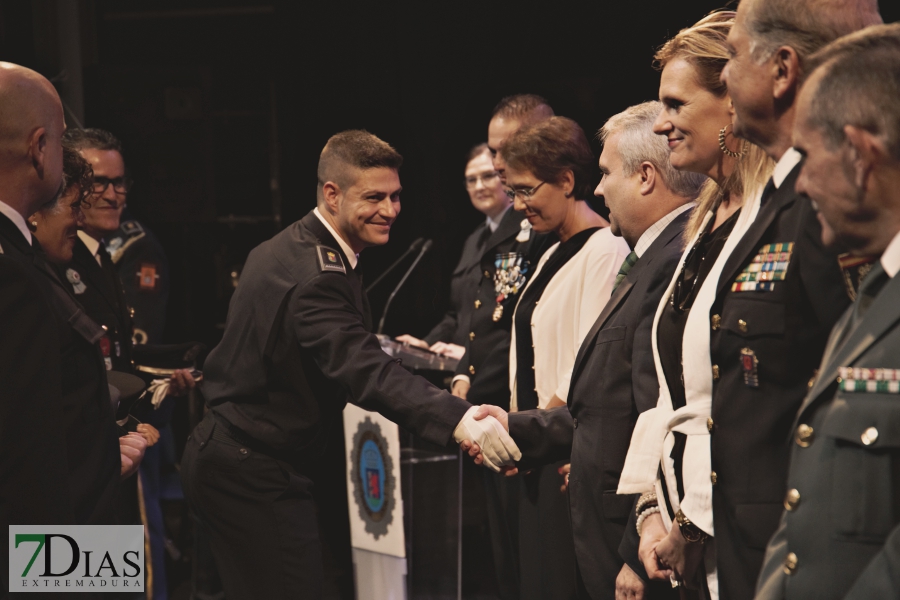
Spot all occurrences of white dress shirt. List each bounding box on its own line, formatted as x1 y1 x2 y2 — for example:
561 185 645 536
0 199 32 246
881 228 900 278
634 203 695 258
509 227 630 410
77 230 105 266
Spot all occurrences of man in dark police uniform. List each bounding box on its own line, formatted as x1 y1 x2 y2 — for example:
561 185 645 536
182 129 520 598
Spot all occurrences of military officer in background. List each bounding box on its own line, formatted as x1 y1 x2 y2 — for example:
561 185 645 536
396 142 512 359
754 24 900 600
182 129 520 599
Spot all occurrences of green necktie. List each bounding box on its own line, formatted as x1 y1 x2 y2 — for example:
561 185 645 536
613 251 638 291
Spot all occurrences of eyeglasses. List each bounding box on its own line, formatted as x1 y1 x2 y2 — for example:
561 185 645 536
91 176 133 194
504 181 546 201
464 171 500 189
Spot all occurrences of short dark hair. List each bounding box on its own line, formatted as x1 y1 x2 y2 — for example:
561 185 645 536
63 127 124 156
466 142 490 164
501 116 595 200
491 94 555 126
316 130 402 200
803 23 900 161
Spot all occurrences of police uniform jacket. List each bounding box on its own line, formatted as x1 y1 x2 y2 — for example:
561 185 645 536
202 210 471 469
506 211 689 599
0 213 120 527
754 246 900 600
107 214 170 344
423 219 494 347
66 235 135 373
708 156 849 600
455 207 553 408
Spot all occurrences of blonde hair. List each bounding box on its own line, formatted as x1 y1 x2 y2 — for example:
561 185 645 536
655 11 774 244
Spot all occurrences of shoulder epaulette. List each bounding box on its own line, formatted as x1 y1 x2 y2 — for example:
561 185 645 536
317 245 346 274
107 220 148 264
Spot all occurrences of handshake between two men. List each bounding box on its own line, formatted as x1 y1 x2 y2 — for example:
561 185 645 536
451 405 520 472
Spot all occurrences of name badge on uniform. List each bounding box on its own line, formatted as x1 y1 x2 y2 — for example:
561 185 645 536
317 245 346 274
732 242 794 292
493 252 528 321
740 347 759 388
66 268 87 295
838 367 900 393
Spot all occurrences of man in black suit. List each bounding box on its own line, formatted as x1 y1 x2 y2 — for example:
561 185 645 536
0 63 143 571
181 130 520 598
467 101 705 599
647 1 883 597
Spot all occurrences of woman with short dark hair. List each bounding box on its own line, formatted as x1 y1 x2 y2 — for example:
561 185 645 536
501 116 630 599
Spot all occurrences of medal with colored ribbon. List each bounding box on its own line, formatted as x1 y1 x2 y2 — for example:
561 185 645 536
493 253 528 322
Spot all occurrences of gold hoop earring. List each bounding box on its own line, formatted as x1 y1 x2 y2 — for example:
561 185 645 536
719 124 745 159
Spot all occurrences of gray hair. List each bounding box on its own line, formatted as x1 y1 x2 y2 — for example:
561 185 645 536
803 23 900 161
598 101 706 200
743 0 882 66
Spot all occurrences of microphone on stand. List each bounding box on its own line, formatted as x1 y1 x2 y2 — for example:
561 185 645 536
365 238 425 293
377 239 432 335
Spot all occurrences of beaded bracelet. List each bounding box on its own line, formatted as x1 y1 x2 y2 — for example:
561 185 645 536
635 492 658 518
636 505 661 536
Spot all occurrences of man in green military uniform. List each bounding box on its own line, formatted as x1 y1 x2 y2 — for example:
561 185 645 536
755 24 900 600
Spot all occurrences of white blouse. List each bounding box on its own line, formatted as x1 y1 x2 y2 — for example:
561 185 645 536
509 227 630 410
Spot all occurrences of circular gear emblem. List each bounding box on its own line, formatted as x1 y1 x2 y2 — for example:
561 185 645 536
350 417 395 539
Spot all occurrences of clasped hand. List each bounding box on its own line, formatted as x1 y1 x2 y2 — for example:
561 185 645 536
453 405 521 472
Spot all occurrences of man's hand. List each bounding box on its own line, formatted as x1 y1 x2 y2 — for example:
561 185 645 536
656 518 705 588
120 432 148 479
615 564 645 600
167 369 196 397
429 342 466 360
559 463 571 493
463 405 519 476
451 379 470 400
453 405 520 472
136 423 160 447
396 334 429 350
638 512 673 581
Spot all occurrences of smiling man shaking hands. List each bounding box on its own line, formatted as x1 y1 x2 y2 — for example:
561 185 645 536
181 130 519 598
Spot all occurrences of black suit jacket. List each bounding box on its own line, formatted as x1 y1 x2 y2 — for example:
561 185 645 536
203 210 471 468
0 214 120 529
455 208 554 408
66 237 134 373
424 221 489 346
707 163 849 600
508 211 690 599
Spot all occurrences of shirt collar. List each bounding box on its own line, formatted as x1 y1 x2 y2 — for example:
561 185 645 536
880 229 900 278
772 148 803 189
77 230 102 256
634 202 695 258
313 207 358 269
485 204 512 233
0 199 32 245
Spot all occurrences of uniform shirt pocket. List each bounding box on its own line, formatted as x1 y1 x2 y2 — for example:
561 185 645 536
721 297 785 337
595 325 627 345
822 394 900 542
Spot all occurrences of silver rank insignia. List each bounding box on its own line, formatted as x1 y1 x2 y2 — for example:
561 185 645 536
740 347 759 387
493 252 529 322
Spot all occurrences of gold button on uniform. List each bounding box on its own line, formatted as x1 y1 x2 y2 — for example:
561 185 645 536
474 300 482 309
707 418 714 432
796 424 814 448
712 365 720 380
784 489 801 511
469 365 475 375
484 270 490 279
711 314 721 330
808 369 818 388
861 427 879 446
783 552 798 575
711 471 718 485
469 332 475 341
738 319 748 333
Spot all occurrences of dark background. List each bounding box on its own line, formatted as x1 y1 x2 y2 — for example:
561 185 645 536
3 0 898 350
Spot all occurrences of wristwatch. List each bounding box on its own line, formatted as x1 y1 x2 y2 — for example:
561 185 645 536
675 510 709 544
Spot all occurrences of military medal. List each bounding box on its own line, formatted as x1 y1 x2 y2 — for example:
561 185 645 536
740 347 759 387
732 242 794 292
66 268 86 295
516 219 532 243
493 252 529 322
838 367 900 393
99 336 113 371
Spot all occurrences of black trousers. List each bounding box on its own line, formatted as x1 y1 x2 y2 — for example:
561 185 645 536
181 414 323 599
